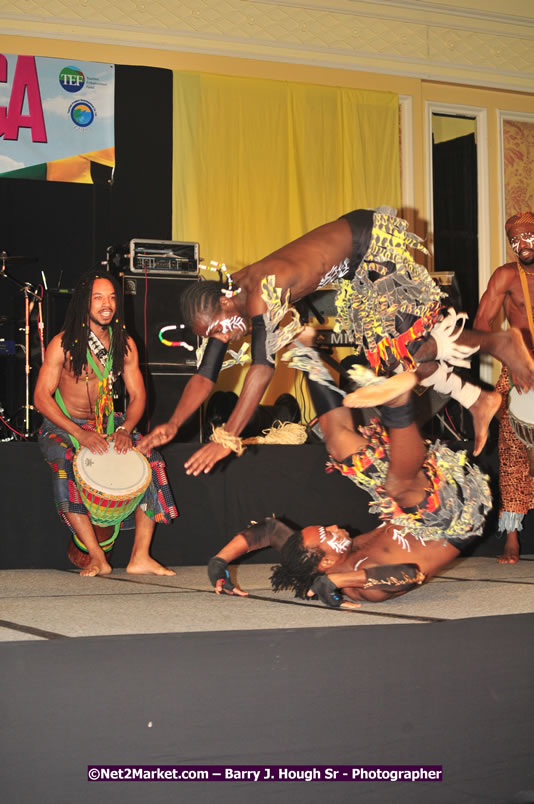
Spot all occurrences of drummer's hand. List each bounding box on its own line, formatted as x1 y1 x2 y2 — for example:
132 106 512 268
185 442 231 475
110 430 133 454
77 430 110 455
137 422 178 454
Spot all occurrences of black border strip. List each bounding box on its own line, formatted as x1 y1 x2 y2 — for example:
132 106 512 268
0 619 67 640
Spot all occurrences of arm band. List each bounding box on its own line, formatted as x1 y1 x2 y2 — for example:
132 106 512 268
251 315 272 366
380 400 415 429
307 377 344 417
197 337 226 382
241 517 295 552
363 563 425 591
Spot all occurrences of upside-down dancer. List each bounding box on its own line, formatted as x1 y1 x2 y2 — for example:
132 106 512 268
34 269 177 577
207 339 492 609
139 207 534 470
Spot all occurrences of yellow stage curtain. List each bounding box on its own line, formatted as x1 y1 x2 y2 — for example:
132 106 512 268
172 71 400 408
172 71 401 269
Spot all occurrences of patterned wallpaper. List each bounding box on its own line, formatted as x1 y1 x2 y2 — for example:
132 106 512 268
504 119 534 261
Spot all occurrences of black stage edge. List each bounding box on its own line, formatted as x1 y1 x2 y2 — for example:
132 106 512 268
2 442 504 570
1 615 533 803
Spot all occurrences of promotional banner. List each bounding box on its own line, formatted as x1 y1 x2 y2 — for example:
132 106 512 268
0 54 114 183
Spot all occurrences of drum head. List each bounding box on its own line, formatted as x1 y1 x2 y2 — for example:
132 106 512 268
508 387 534 424
75 446 151 495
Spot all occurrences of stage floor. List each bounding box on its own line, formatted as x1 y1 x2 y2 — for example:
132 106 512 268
3 558 534 804
2 555 534 641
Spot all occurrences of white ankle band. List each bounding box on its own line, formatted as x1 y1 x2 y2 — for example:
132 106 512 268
420 363 481 408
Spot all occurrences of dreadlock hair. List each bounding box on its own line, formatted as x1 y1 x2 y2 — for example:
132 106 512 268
270 531 324 600
179 278 225 329
61 268 129 379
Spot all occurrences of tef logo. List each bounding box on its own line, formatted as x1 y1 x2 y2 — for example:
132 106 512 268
70 100 95 128
59 65 85 93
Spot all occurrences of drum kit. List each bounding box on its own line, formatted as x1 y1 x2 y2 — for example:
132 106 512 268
0 251 46 440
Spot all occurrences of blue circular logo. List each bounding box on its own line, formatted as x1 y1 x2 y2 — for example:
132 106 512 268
59 65 85 93
70 100 95 128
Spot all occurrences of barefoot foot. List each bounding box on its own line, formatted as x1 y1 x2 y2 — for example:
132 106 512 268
344 372 418 408
80 556 112 577
469 389 501 456
126 556 176 576
497 532 520 564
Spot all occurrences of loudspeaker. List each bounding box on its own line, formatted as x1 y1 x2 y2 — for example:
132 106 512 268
137 368 202 443
122 274 199 368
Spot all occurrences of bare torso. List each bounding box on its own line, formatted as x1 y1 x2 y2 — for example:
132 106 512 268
57 352 107 419
233 217 354 315
500 262 534 350
476 262 534 352
334 522 460 602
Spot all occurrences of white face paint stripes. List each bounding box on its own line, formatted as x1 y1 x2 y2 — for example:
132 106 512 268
318 526 351 554
206 316 247 337
510 232 534 255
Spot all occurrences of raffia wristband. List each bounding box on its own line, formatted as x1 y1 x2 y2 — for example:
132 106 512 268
209 425 245 456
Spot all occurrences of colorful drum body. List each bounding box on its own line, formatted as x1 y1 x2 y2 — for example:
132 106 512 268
73 445 151 528
508 387 534 448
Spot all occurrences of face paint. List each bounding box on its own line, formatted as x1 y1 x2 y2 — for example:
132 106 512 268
510 232 534 255
206 316 247 337
318 526 351 554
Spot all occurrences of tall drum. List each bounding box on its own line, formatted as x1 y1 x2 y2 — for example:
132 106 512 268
508 387 534 476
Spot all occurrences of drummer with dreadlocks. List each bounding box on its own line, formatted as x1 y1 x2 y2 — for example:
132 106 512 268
34 269 178 577
139 207 534 470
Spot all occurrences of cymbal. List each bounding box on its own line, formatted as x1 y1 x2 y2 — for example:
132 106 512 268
0 254 38 265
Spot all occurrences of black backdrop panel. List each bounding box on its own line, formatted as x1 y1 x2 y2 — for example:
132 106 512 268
123 274 199 368
139 369 202 443
0 441 504 570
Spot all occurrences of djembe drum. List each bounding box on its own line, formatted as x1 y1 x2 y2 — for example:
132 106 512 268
508 387 534 477
71 444 152 556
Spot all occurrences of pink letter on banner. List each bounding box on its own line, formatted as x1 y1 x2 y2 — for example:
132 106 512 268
0 55 47 142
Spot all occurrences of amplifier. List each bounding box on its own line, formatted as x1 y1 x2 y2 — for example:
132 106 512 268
122 274 199 368
129 239 199 276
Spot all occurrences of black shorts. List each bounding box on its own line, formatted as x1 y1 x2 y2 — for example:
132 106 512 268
339 209 374 277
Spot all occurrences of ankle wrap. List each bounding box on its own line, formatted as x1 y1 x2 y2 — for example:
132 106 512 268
381 400 415 429
420 364 481 409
